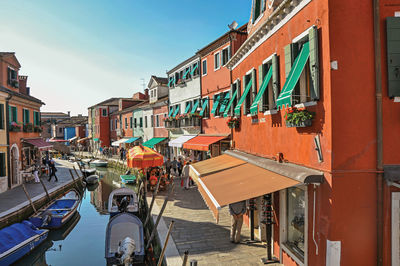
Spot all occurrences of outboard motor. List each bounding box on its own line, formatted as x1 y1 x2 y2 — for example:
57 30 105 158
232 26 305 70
40 211 52 227
117 237 136 266
118 196 130 212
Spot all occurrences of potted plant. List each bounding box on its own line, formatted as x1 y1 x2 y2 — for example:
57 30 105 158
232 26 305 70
227 117 240 129
23 122 34 132
34 125 42 133
9 121 22 132
284 107 315 128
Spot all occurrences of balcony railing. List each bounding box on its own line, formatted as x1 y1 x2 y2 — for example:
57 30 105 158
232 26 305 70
165 120 180 129
180 117 201 128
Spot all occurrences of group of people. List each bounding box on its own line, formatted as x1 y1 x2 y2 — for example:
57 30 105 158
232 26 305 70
32 157 58 183
163 157 193 189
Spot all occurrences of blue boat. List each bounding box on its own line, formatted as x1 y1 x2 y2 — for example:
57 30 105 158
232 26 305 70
0 220 49 265
29 189 80 229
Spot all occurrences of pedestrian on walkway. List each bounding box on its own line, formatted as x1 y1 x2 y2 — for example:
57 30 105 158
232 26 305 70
48 159 58 182
33 163 40 183
177 158 183 177
171 157 178 176
182 160 191 189
164 158 172 180
229 200 247 243
120 147 125 161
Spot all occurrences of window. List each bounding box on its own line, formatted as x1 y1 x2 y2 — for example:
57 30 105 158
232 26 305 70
202 60 207 76
184 66 191 80
284 186 306 261
33 111 40 126
139 117 143 128
222 46 230 66
156 115 160 127
130 117 132 129
230 82 239 116
244 73 252 115
102 108 108 117
0 104 4 130
10 106 17 123
201 97 210 118
214 52 221 70
7 67 18 88
116 119 118 129
259 55 279 112
134 118 137 128
0 152 5 177
125 117 128 129
252 0 265 24
192 62 199 77
145 116 147 128
151 115 154 127
163 114 166 126
59 127 63 133
23 109 30 124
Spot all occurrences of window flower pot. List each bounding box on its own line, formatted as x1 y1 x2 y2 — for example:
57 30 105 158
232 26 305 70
285 119 312 128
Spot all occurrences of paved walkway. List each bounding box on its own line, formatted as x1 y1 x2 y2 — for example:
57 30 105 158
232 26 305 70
149 175 280 266
0 159 80 219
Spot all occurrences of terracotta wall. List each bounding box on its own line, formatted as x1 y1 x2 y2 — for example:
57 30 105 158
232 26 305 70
121 112 133 137
153 104 168 138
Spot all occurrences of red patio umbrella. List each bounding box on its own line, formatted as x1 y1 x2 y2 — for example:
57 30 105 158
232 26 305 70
127 145 164 169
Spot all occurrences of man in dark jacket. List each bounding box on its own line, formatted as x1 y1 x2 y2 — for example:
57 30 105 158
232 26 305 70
229 200 247 243
48 159 58 182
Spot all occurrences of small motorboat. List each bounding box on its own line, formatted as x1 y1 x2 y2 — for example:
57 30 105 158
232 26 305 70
108 188 139 218
90 160 108 167
0 220 49 265
120 175 137 184
81 158 92 165
81 168 96 177
85 175 99 185
105 213 145 265
86 182 99 192
29 189 80 229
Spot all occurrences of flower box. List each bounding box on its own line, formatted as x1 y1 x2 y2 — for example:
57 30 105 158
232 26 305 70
285 119 312 128
34 126 42 133
284 107 315 128
9 124 21 132
23 123 34 133
227 117 240 129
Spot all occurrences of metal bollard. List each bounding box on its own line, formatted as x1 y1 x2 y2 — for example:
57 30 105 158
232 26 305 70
190 260 198 266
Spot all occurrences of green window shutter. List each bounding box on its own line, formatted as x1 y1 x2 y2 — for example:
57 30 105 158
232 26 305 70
8 106 11 124
235 79 241 116
26 110 30 123
284 44 293 79
387 17 400 97
272 54 279 106
0 104 4 129
251 69 257 105
309 26 320 100
258 65 264 111
242 75 247 114
0 153 5 177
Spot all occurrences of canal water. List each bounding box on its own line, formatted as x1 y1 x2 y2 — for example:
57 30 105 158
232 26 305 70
15 167 137 266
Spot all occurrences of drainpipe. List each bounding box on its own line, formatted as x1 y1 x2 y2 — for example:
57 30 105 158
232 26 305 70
5 95 12 189
199 58 203 135
372 0 383 265
228 32 234 148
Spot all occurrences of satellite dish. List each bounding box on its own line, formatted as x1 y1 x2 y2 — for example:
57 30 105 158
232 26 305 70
228 21 238 30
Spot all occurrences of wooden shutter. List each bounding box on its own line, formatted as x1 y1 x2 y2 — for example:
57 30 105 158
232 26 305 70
0 153 5 177
261 0 266 12
284 44 293 79
0 104 3 130
272 54 280 106
252 0 255 23
309 26 320 100
251 69 257 104
235 79 241 116
242 75 247 115
258 65 264 112
386 17 400 97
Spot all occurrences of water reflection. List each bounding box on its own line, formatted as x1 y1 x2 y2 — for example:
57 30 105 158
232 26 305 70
16 167 131 266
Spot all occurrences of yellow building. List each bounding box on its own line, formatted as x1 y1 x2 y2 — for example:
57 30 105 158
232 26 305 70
0 90 8 193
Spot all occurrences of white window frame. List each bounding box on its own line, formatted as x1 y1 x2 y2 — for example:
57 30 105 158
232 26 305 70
221 45 231 66
202 59 207 76
214 52 221 71
279 185 308 266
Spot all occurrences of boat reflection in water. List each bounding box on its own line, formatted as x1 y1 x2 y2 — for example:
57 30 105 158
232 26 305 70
14 212 81 266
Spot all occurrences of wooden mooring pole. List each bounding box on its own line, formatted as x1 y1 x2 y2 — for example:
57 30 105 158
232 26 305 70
68 169 80 191
157 220 175 266
144 176 162 226
22 183 37 214
38 177 50 201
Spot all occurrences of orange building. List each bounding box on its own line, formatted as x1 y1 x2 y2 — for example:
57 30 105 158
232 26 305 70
190 1 400 265
0 52 45 190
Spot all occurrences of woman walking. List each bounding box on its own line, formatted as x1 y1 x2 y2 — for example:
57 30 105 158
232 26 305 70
48 159 58 182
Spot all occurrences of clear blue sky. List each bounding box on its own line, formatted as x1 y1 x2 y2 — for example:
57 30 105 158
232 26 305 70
0 0 251 115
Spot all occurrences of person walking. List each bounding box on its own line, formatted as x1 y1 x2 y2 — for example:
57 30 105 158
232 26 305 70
120 147 125 161
164 158 172 180
48 159 58 182
229 200 247 243
182 161 191 189
171 157 178 176
33 163 40 183
177 158 183 177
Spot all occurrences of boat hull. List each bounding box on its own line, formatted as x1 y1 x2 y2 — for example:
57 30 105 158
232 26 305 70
0 229 48 265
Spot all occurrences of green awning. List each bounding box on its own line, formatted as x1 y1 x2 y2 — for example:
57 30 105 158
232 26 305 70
142 137 167 148
211 94 221 115
168 107 174 117
190 63 198 76
184 103 191 114
219 92 231 113
173 105 180 117
183 68 191 79
93 138 99 142
191 99 199 114
223 89 238 117
234 79 253 115
199 98 209 116
125 137 140 144
276 42 310 109
250 66 273 115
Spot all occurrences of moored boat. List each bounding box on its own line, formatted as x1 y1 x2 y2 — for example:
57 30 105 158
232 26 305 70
29 189 80 229
0 220 49 265
85 175 99 185
108 188 139 217
81 168 96 177
105 213 145 265
90 160 108 167
120 175 137 184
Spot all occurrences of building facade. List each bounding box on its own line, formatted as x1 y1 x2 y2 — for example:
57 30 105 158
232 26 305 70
40 111 70 139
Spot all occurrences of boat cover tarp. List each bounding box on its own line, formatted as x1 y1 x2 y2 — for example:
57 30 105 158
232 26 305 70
0 221 43 254
47 199 76 215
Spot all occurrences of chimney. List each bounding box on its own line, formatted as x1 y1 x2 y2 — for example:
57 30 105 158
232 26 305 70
67 111 71 117
144 88 149 99
78 114 82 117
18 76 28 94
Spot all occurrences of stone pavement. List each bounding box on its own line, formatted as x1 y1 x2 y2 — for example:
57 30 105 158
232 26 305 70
0 159 80 218
149 175 282 266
